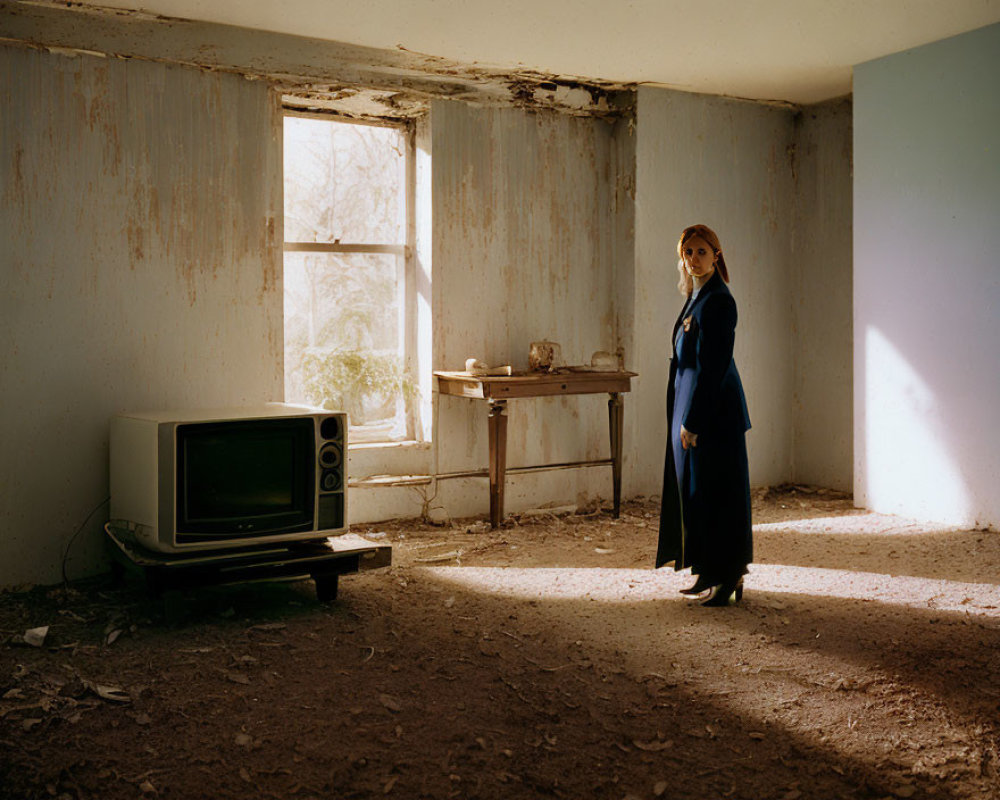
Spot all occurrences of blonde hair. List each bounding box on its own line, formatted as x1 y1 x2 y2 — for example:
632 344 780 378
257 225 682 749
676 224 729 296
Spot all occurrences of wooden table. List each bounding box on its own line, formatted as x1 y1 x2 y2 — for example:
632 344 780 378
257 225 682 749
435 370 637 527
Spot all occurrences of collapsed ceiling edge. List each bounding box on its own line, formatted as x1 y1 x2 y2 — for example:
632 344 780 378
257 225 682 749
1 1 636 122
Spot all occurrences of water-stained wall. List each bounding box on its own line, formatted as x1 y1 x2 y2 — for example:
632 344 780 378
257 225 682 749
0 21 856 586
632 87 798 495
429 100 636 516
0 45 283 586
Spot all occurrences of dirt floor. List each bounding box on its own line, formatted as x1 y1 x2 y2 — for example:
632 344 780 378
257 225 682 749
2 485 1000 800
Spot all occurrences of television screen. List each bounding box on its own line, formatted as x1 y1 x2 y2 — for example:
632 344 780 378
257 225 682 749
176 419 315 536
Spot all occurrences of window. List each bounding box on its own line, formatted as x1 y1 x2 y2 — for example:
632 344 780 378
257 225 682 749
283 115 417 444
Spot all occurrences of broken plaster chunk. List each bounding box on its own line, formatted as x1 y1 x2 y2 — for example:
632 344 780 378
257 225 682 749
23 626 49 647
427 507 450 525
465 521 491 534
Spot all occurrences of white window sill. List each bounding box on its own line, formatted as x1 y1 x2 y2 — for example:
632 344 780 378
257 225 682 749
347 439 433 482
349 440 431 452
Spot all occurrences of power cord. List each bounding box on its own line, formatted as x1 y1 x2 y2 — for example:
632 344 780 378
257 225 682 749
61 495 111 586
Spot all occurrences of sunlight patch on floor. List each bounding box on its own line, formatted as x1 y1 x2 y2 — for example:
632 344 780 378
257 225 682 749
754 512 967 536
421 564 1000 617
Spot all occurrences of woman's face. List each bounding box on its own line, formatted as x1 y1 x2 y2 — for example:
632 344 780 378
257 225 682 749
681 235 717 280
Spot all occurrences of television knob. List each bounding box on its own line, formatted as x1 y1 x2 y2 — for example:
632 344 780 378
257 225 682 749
321 469 342 492
319 442 342 469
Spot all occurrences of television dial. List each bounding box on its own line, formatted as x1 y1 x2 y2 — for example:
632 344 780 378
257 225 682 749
319 442 342 469
321 469 342 492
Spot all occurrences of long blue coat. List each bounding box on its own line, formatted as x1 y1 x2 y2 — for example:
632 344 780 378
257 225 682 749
656 271 752 578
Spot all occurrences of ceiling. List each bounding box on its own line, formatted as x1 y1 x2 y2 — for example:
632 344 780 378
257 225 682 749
72 0 1000 104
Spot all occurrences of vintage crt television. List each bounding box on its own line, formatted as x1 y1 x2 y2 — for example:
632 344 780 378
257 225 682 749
110 403 347 554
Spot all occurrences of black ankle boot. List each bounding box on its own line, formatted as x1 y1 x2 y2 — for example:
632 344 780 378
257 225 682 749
701 577 744 607
679 574 716 596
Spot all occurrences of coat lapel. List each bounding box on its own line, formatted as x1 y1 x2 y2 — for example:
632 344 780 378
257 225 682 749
673 271 723 341
671 302 688 344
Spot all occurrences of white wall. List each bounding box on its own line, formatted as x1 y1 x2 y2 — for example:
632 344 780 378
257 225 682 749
0 46 283 586
854 23 1000 528
632 87 798 495
792 99 853 491
428 100 636 517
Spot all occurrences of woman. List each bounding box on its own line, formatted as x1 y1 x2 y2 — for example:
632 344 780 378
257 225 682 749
656 224 752 606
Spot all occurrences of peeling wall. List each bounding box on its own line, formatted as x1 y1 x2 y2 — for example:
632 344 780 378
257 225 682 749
791 98 853 491
632 87 798 495
429 100 635 516
1 1 633 123
0 44 283 586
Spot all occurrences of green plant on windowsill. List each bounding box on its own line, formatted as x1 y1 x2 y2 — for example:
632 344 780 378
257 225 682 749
301 349 418 426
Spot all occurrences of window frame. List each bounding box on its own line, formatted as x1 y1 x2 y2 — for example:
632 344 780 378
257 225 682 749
281 110 420 444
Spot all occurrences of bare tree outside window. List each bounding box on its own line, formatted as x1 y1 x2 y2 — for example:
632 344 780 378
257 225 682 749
283 116 415 443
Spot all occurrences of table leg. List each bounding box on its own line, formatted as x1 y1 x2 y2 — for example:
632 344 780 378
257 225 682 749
608 392 624 518
488 400 508 528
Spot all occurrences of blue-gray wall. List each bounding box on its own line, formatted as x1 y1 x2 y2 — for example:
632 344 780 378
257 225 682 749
854 23 1000 527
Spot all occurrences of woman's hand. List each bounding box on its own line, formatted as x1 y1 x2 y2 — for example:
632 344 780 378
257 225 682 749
680 425 698 450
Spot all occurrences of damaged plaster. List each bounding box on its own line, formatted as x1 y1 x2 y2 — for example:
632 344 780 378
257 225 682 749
1 1 635 121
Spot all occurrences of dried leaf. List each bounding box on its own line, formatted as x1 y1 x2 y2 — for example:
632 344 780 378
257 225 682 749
748 731 766 740
139 780 156 794
383 776 398 794
23 626 49 647
234 733 253 748
94 685 131 704
380 694 403 713
224 671 251 685
238 767 252 783
106 629 123 645
478 642 501 658
633 738 674 752
654 781 668 796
